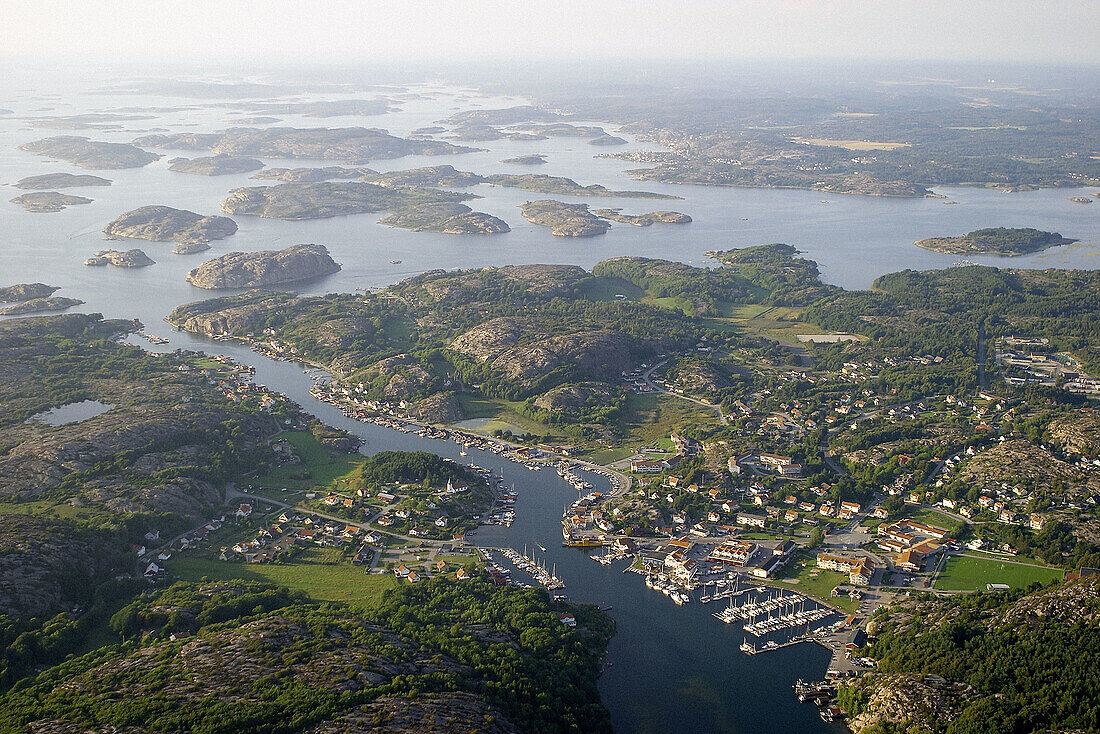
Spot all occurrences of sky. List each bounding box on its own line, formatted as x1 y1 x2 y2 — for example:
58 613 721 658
2 0 1098 67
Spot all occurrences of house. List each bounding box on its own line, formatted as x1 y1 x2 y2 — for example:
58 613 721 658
235 503 253 519
376 515 394 526
376 492 397 503
435 516 448 527
840 501 861 515
455 567 471 580
736 513 767 528
816 553 874 585
1030 515 1046 531
751 555 783 578
631 459 666 474
759 453 793 469
727 456 742 475
784 510 799 523
708 540 757 566
873 507 889 519
559 613 577 627
393 564 411 578
779 463 803 477
143 562 163 577
406 571 421 583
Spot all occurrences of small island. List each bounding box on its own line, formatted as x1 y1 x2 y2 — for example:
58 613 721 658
0 283 60 302
589 134 627 146
501 154 548 165
83 249 155 268
15 173 111 189
0 296 84 315
222 180 476 220
379 202 510 234
520 200 610 237
104 205 238 247
485 173 678 199
10 191 92 212
1070 196 1093 204
252 166 376 182
914 227 1076 256
186 243 341 289
592 208 692 226
18 136 161 169
168 154 265 176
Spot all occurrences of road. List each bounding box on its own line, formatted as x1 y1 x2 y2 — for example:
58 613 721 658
640 359 728 425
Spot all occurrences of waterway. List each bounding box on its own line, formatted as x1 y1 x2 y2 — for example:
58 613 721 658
3 69 1096 732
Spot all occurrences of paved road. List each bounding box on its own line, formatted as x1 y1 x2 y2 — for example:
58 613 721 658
640 359 728 425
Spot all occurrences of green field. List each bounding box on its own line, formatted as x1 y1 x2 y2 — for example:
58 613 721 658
170 549 398 607
934 553 1064 591
251 431 363 493
774 553 859 613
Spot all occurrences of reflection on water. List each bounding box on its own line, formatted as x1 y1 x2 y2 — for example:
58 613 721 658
27 399 113 426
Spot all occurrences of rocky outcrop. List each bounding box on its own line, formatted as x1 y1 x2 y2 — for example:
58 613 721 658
10 191 92 212
168 153 264 176
83 249 155 268
450 317 531 362
168 292 296 336
501 154 548 165
520 200 609 237
589 134 627 146
0 283 59 303
15 173 111 189
186 244 341 289
491 330 632 388
104 205 238 246
0 297 83 315
412 392 466 424
18 136 161 169
534 382 618 413
846 674 963 734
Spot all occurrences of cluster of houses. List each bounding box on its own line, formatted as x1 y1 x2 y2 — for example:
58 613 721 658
874 519 949 572
372 478 473 539
218 508 383 564
639 535 799 582
816 552 875 586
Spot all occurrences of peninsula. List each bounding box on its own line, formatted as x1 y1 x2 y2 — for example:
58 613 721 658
379 202 510 234
186 243 341 289
914 227 1076 256
0 283 59 302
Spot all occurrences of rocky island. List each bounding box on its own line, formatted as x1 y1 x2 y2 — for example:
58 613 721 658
14 173 111 189
83 249 155 268
379 202 510 234
0 283 60 302
520 200 611 237
10 191 92 212
914 227 1076 256
18 135 161 169
0 296 84 315
589 133 628 146
168 153 265 176
252 165 376 182
186 243 341 289
502 154 548 165
220 180 504 233
592 208 692 226
104 205 238 250
133 126 479 163
485 173 678 199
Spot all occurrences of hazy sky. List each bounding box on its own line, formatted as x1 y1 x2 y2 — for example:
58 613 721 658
3 0 1098 67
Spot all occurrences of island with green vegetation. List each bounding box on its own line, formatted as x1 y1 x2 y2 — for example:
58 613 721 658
186 243 341 289
520 200 611 237
167 153 265 176
502 154 548 165
18 135 162 169
104 205 238 251
591 208 692 226
379 202 510 233
485 173 678 199
133 126 479 163
83 248 155 268
0 296 84 315
9 191 92 212
914 227 1076 256
14 173 111 189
